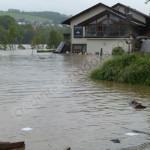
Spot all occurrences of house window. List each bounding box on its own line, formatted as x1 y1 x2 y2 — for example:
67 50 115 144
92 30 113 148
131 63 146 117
102 20 108 25
72 44 87 53
97 26 103 31
85 13 131 37
90 20 96 24
85 25 96 36
110 14 119 22
97 15 107 23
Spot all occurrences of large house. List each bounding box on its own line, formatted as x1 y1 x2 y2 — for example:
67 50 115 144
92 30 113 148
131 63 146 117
62 3 150 54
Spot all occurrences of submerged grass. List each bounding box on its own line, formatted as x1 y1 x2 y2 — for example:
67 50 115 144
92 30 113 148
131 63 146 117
90 53 150 86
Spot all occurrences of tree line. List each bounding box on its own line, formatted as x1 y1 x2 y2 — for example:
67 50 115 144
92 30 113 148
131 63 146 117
0 15 69 50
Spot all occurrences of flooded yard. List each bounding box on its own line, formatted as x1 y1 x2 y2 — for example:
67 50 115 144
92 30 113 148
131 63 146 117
0 50 150 150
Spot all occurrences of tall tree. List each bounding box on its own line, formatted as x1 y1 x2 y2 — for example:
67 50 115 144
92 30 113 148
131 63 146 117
21 24 34 44
32 35 41 47
40 32 46 48
32 32 46 48
7 22 17 50
47 29 64 49
0 15 16 30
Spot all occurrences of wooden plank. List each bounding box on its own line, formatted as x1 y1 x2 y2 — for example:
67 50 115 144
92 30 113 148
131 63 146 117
0 141 25 150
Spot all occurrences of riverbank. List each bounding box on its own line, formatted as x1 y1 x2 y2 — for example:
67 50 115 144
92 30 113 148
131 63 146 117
90 53 150 86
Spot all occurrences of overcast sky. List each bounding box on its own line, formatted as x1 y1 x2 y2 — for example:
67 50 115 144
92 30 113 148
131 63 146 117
0 0 149 15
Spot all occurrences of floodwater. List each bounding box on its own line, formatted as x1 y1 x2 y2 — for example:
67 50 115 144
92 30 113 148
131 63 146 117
0 50 150 150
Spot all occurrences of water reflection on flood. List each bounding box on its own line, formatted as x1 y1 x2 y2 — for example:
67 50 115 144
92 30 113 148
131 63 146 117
0 50 149 150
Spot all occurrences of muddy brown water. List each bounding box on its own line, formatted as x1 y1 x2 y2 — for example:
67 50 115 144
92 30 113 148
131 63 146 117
0 50 149 150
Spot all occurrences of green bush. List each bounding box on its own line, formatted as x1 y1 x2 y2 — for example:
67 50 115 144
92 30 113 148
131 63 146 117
112 46 125 56
37 49 56 53
90 52 150 86
18 44 25 50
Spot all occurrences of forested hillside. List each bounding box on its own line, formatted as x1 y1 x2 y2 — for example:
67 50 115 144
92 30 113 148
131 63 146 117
22 11 69 24
0 9 70 25
0 12 52 24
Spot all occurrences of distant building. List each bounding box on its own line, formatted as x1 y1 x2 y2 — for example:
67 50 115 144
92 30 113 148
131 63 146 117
8 9 20 13
62 3 150 54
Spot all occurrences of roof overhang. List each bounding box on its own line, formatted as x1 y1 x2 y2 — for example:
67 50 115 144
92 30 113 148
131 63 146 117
61 2 148 26
61 3 111 25
78 9 146 27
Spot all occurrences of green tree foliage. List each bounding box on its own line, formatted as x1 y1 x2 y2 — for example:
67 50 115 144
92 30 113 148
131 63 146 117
7 22 18 49
32 33 46 49
0 25 7 41
20 24 34 44
32 35 41 46
0 35 8 50
0 15 68 50
90 53 150 86
47 29 64 49
0 15 16 30
33 26 47 43
112 46 125 56
40 32 46 48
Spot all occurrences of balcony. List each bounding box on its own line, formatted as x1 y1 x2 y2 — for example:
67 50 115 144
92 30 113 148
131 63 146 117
85 31 130 38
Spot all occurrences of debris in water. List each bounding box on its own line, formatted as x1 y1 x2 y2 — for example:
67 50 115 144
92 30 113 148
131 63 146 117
125 132 138 136
111 139 120 143
0 141 25 149
39 57 45 59
66 147 71 150
128 100 146 109
21 127 33 131
132 130 150 135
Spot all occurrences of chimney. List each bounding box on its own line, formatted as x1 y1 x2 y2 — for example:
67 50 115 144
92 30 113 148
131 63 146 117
115 6 120 11
124 8 129 14
126 13 132 21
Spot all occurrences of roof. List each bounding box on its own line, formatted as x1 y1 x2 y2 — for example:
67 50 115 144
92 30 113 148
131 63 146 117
78 9 146 27
62 2 150 25
61 3 110 25
112 3 150 19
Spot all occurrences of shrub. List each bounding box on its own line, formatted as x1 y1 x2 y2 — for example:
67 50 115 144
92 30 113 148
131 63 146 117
18 44 25 50
112 46 125 56
90 52 150 86
37 49 56 53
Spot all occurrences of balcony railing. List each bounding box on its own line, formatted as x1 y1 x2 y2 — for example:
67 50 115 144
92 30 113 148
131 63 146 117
85 31 130 38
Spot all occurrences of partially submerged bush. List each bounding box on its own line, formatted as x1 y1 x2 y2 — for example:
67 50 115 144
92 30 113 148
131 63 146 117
18 44 25 50
90 53 150 86
112 46 125 56
37 49 56 53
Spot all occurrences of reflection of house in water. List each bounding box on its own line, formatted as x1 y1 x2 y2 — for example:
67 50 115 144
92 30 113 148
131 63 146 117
62 3 150 54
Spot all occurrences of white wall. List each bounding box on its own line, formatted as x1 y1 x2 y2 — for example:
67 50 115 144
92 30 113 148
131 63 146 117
141 39 150 52
87 38 130 54
116 6 146 23
70 5 107 46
